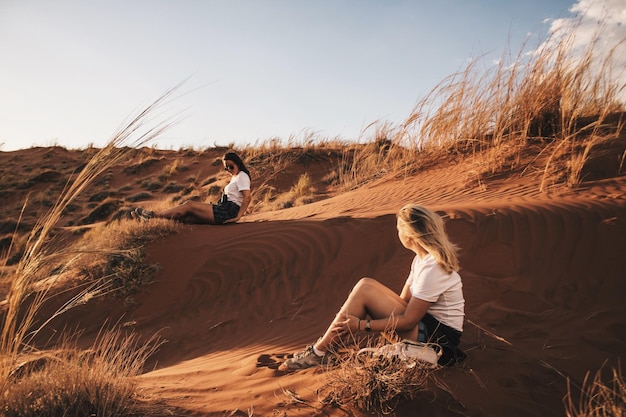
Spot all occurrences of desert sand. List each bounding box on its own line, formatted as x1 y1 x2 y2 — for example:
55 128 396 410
1 142 625 416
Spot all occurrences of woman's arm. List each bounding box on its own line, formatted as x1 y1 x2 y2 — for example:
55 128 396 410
226 189 251 223
368 296 431 333
400 283 412 302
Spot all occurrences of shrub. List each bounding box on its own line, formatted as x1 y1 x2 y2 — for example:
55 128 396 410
89 191 114 202
123 157 161 175
126 192 153 202
79 199 124 225
163 182 184 193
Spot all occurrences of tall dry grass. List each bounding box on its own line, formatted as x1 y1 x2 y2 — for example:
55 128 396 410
564 363 624 417
238 132 345 211
339 22 624 192
1 88 180 414
3 330 163 417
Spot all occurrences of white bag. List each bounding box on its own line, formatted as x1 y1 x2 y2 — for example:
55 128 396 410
357 339 441 368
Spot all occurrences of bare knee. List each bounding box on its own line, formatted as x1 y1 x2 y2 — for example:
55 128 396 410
352 277 379 295
357 277 379 286
181 200 199 209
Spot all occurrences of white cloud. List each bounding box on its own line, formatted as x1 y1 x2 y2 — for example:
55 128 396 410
571 0 626 25
545 0 626 101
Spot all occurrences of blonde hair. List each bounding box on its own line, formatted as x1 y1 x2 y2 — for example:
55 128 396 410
397 204 459 274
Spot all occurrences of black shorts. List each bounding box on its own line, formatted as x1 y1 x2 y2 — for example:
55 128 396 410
212 200 240 225
421 313 466 366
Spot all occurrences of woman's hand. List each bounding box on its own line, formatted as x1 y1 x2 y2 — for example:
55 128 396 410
225 190 251 224
330 313 360 335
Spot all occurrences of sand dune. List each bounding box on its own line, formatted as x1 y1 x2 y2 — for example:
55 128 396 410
2 143 625 416
46 181 624 415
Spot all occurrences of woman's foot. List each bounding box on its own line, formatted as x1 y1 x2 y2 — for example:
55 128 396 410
279 345 325 371
130 207 155 221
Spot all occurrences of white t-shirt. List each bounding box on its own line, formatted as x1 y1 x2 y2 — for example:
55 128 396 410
223 171 250 206
406 254 465 332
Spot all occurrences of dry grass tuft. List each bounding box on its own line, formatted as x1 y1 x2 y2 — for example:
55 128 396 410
333 22 625 192
74 218 181 299
336 129 411 191
1 330 163 417
290 172 315 201
564 363 625 417
232 133 344 212
320 337 438 416
266 173 316 210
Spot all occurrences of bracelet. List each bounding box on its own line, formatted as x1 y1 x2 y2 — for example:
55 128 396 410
357 319 361 331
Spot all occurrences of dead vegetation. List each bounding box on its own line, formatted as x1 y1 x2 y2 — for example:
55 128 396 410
319 336 441 416
2 330 164 417
338 23 625 193
1 89 180 416
564 362 625 417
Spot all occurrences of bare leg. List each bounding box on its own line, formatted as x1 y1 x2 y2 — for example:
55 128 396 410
155 200 216 224
316 278 417 352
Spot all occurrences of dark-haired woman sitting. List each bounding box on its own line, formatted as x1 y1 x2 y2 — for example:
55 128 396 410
131 152 251 224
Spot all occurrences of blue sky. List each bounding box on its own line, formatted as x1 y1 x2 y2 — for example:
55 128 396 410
0 0 621 151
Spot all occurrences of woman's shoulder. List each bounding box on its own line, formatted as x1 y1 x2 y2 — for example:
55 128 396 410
414 254 437 266
236 171 251 187
417 255 451 275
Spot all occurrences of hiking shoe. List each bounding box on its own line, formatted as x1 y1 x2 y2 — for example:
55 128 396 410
130 208 155 221
279 345 325 371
